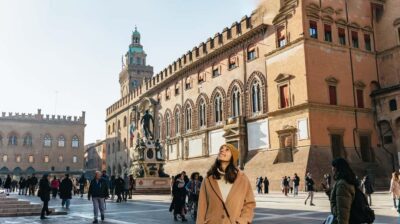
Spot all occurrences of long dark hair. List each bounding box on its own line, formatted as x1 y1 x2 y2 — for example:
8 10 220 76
207 157 238 184
332 158 358 186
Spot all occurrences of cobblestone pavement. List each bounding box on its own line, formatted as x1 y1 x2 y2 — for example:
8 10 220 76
0 192 398 223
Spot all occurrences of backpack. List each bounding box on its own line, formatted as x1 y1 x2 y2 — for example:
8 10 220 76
349 187 375 223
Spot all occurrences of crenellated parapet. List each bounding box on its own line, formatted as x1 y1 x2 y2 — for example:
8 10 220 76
0 109 86 125
106 9 267 118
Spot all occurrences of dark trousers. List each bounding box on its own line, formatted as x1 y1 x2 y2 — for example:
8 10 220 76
264 186 269 194
122 189 129 201
79 184 85 196
41 200 49 217
29 186 35 196
51 188 58 198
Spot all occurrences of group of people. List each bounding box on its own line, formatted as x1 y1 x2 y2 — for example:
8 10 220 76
36 173 76 219
0 174 38 196
169 171 202 222
108 174 136 203
255 176 269 194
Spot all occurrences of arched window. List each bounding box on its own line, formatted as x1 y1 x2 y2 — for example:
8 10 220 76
175 111 180 135
43 135 52 147
118 120 121 130
112 122 115 132
58 155 63 162
157 115 162 140
108 125 111 135
112 142 115 153
214 93 223 123
72 156 78 163
72 136 79 148
252 80 262 114
232 86 241 117
23 134 33 146
123 138 127 148
166 113 171 137
185 77 192 90
58 136 65 147
185 105 192 131
8 134 17 146
123 116 127 127
117 140 121 151
199 99 206 127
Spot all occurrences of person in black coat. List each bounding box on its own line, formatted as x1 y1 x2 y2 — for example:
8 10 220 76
29 174 38 196
4 174 12 195
114 175 125 203
18 177 26 195
304 172 315 206
263 177 269 194
59 174 73 209
172 174 188 222
38 174 52 219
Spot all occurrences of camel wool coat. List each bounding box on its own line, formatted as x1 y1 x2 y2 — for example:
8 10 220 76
196 171 256 224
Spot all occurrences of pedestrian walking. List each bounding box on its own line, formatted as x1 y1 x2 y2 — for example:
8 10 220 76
263 176 269 194
18 177 26 195
197 144 256 224
11 179 17 192
293 173 300 196
186 172 201 219
304 172 315 206
123 173 129 202
115 175 124 203
171 173 188 222
109 175 116 201
59 174 73 209
128 175 135 199
361 175 374 206
283 176 289 196
329 158 358 224
29 174 38 196
79 174 87 198
50 176 60 199
88 171 109 224
288 176 293 194
4 174 11 195
389 171 400 209
37 174 52 219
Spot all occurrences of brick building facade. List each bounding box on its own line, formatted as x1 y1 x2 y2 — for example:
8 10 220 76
0 109 86 177
106 0 400 190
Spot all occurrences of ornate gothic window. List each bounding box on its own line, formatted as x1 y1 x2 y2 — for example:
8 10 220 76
73 156 78 163
252 80 262 114
58 136 65 147
232 86 241 117
199 99 206 127
8 135 17 146
185 105 192 131
72 136 79 148
43 135 52 147
157 115 162 140
166 113 171 137
23 134 33 146
214 93 223 123
175 111 180 135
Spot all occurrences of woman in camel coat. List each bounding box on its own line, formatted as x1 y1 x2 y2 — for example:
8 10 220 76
196 144 256 224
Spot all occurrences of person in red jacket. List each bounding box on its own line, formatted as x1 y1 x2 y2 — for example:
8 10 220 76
50 176 60 199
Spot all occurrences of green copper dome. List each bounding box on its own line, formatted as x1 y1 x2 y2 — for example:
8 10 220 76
129 46 143 54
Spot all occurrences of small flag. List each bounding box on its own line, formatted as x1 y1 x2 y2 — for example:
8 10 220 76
130 123 136 140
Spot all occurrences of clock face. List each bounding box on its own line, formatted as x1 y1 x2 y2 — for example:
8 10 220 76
147 149 154 159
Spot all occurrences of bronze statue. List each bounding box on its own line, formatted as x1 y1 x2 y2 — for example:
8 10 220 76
140 110 154 139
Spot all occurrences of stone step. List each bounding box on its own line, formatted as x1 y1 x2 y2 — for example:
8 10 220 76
0 203 41 209
0 208 58 217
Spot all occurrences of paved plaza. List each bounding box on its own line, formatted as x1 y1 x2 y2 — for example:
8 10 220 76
0 191 398 224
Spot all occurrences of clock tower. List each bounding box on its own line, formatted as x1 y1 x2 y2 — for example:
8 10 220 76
119 27 153 97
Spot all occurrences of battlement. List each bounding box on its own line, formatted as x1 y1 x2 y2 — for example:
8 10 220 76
107 8 265 117
0 109 86 125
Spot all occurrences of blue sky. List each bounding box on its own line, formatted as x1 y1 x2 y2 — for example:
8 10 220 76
0 0 257 143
